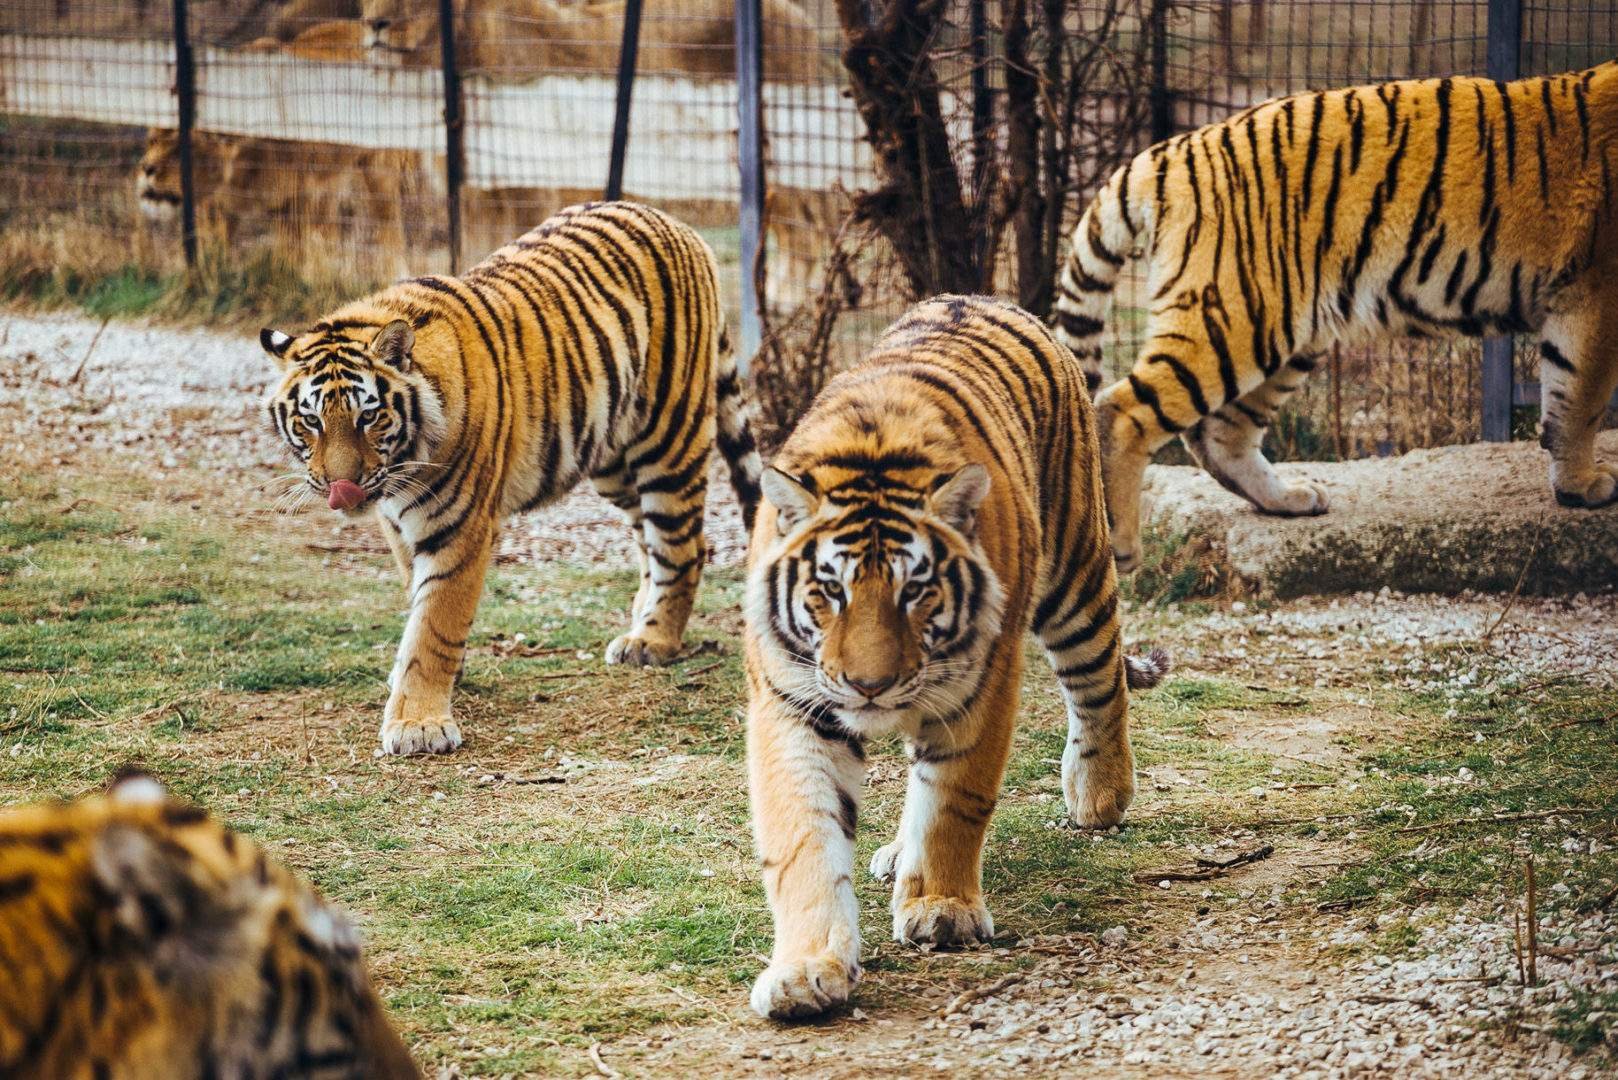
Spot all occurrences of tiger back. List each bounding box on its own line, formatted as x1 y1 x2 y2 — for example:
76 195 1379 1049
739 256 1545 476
0 775 417 1079
260 201 763 757
743 295 1167 1019
1053 62 1618 572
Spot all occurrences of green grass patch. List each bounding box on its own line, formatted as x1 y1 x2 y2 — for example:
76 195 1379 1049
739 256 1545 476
4 464 1615 1070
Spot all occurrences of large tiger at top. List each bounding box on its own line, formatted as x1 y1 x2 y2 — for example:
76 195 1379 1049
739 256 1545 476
1054 62 1618 572
0 772 418 1078
744 295 1167 1019
261 202 762 755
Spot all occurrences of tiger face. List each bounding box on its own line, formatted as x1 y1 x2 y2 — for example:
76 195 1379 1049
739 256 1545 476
261 319 447 515
0 773 419 1078
749 462 1005 739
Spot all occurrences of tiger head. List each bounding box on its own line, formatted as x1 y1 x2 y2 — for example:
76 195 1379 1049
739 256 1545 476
748 459 1006 739
260 318 448 516
135 128 230 222
0 773 419 1078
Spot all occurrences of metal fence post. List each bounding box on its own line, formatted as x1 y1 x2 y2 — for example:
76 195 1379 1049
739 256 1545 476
438 0 466 274
605 0 644 200
171 0 197 268
1148 0 1172 143
968 0 991 272
1481 0 1521 442
735 0 766 375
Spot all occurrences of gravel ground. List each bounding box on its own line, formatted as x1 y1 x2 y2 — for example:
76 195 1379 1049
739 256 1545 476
0 311 751 568
6 312 1614 1078
919 907 1615 1078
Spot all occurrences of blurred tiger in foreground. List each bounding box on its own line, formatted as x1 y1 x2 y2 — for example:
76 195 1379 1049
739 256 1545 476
1054 62 1618 572
744 296 1168 1019
0 773 418 1079
261 202 762 756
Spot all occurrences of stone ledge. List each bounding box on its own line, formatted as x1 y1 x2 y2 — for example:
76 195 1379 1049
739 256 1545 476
1140 431 1618 597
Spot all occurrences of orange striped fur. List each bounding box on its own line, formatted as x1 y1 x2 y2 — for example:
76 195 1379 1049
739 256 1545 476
0 774 416 1079
744 296 1166 1019
1054 62 1618 571
261 201 762 755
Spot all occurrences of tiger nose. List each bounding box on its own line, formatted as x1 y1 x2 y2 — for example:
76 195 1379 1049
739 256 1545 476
368 17 391 29
847 673 896 699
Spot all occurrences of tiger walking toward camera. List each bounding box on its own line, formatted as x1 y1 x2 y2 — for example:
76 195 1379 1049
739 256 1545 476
261 202 762 756
1053 62 1618 572
744 295 1168 1019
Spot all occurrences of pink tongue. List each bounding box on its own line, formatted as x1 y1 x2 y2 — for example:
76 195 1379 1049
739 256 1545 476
328 479 367 511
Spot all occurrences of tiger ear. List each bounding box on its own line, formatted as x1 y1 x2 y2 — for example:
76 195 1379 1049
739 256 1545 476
106 767 166 806
761 467 819 531
369 319 415 371
88 813 246 982
260 328 295 367
930 463 991 535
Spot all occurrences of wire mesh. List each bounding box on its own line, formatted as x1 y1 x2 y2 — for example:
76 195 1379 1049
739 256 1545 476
0 3 178 294
0 0 1613 452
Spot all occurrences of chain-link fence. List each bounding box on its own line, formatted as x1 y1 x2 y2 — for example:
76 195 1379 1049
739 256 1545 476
1 0 1614 453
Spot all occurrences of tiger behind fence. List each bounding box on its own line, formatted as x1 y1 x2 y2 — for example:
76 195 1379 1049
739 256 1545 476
261 201 763 756
743 295 1169 1019
0 773 418 1079
1054 61 1618 573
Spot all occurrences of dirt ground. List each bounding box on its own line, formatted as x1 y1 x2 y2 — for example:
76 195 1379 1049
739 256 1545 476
3 311 1616 1079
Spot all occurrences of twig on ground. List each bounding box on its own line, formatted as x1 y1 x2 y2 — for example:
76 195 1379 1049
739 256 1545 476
1526 854 1538 986
1537 944 1595 959
1194 845 1276 871
531 670 605 682
588 1042 620 1079
941 972 1025 1016
67 314 111 386
1316 896 1372 912
477 772 567 785
1241 685 1311 706
1548 712 1614 729
1134 845 1274 884
680 660 724 679
1482 523 1544 641
1395 807 1598 834
1513 909 1526 987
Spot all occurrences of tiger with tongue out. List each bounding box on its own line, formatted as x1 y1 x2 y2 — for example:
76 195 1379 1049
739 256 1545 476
261 202 762 755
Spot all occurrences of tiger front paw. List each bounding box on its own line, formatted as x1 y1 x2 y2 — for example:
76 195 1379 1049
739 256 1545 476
749 953 860 1020
1554 463 1618 509
604 632 682 667
893 894 994 947
379 710 462 756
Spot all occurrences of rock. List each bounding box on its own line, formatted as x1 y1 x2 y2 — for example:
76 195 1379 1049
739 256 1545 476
1139 431 1618 597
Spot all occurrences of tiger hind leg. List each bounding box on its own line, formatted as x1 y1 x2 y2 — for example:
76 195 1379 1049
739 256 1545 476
602 467 708 666
1540 299 1618 509
1096 317 1263 572
1181 355 1330 517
